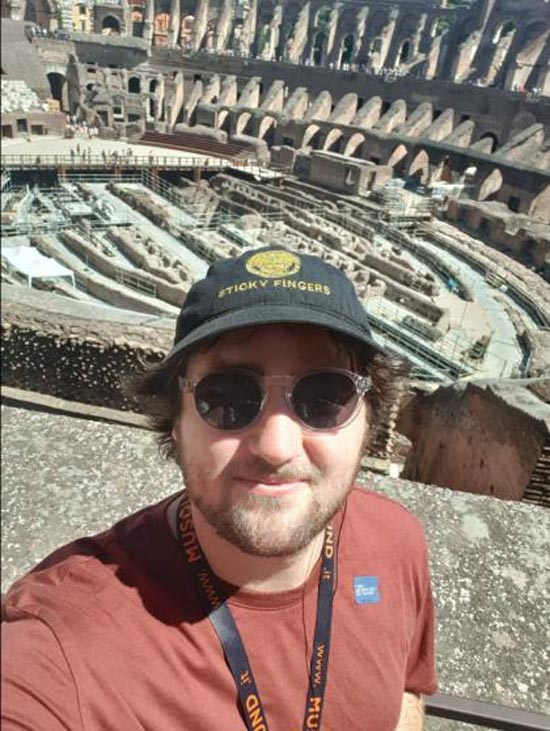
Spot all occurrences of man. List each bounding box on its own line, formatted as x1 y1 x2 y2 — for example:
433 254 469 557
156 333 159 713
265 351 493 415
2 247 436 730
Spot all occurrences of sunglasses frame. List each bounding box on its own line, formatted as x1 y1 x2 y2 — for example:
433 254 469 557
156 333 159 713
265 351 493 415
180 368 372 432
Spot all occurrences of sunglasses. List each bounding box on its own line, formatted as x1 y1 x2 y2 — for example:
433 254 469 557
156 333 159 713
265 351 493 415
181 368 372 432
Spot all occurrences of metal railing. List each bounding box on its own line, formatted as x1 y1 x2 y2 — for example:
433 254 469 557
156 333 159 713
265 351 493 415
426 693 550 730
0 154 243 171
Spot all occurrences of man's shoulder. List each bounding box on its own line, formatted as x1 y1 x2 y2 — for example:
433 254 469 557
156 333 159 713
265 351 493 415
346 485 428 551
350 484 423 522
3 492 181 620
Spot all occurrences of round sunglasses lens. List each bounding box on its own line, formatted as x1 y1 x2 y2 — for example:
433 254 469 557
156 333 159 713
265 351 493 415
194 373 262 430
292 372 358 429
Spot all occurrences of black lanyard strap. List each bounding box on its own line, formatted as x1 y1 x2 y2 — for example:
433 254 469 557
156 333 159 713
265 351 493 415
177 492 336 731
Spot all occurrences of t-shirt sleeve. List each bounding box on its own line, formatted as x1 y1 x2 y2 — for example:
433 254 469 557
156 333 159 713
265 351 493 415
1 615 82 731
404 549 438 696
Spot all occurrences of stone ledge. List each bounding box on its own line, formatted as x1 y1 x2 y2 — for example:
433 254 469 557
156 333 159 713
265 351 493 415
1 386 150 429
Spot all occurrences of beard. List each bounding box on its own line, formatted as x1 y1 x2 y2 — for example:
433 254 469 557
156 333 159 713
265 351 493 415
179 453 362 558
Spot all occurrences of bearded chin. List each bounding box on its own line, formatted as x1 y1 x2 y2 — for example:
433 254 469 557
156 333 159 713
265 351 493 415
188 490 347 557
178 441 363 557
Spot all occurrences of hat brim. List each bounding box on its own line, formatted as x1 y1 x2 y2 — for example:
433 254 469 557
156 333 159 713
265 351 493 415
164 304 386 362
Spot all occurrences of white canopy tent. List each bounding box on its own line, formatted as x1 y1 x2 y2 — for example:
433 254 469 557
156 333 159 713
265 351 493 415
2 246 75 288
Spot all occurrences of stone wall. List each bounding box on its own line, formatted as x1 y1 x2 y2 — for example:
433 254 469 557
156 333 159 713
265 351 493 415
445 198 550 275
398 381 549 500
306 151 392 195
1 297 172 410
1 110 65 138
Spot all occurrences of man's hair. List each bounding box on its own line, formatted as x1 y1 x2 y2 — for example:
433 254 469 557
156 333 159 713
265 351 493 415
128 333 409 461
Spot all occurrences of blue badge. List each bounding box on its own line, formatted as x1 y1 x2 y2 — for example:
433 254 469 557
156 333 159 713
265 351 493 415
354 576 380 605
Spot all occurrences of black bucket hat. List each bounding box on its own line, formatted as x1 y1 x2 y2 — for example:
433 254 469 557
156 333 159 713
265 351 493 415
166 246 384 360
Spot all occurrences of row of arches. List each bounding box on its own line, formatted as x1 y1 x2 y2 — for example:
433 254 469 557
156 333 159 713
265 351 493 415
226 108 504 182
304 32 414 68
140 0 451 72
450 14 549 88
225 101 503 153
227 108 529 207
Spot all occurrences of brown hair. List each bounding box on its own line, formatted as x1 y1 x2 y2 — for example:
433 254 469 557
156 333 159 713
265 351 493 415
127 333 409 461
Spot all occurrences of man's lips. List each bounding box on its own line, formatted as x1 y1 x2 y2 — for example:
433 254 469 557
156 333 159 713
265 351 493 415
235 476 309 495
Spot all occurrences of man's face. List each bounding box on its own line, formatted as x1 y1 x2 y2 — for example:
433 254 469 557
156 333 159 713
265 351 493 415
172 324 368 557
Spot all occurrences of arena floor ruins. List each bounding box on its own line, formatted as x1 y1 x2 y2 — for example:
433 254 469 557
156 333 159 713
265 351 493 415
3 134 548 388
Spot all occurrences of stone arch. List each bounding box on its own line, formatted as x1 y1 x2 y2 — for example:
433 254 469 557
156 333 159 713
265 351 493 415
25 0 54 26
218 109 231 133
180 14 194 50
518 19 549 46
154 12 169 34
509 111 538 139
149 79 158 93
409 149 431 184
371 36 383 54
323 128 343 151
199 18 216 51
101 15 121 34
112 94 124 121
236 112 252 135
478 169 503 201
257 22 271 57
387 143 408 171
263 121 276 146
343 132 365 157
128 76 141 94
493 19 516 45
313 4 331 27
529 185 550 223
478 131 499 153
302 123 322 149
340 34 354 66
430 17 448 38
311 29 326 65
513 20 550 80
456 18 478 45
397 39 412 66
47 72 68 110
258 114 277 140
131 7 144 36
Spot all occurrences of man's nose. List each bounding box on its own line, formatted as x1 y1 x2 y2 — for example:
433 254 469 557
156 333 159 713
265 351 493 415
247 398 304 467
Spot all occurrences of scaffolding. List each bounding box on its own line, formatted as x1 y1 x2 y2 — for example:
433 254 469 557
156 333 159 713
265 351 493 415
377 183 434 233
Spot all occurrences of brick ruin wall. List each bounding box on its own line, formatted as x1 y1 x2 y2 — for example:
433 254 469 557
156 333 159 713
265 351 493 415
1 302 170 411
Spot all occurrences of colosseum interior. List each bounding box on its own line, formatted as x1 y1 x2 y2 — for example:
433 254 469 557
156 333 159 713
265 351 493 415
2 0 549 489
1 0 550 720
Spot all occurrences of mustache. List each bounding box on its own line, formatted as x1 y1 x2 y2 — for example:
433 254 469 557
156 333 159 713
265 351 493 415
237 458 323 484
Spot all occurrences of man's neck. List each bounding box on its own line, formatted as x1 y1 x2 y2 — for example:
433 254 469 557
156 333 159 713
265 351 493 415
167 495 325 593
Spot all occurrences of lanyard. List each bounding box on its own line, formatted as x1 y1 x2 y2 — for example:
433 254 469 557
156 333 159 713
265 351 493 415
177 492 336 731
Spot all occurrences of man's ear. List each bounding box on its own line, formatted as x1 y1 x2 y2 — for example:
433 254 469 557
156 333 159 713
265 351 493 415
171 417 179 445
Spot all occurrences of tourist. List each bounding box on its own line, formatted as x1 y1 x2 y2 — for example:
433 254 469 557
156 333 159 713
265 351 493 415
2 247 437 729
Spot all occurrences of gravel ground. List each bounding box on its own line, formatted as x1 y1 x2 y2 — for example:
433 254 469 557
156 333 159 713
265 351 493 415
2 404 549 725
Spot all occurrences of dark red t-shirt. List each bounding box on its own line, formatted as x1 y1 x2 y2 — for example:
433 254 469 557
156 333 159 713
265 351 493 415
2 487 437 730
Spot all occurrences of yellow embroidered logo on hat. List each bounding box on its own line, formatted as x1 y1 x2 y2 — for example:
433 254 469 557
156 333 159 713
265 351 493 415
245 250 301 278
